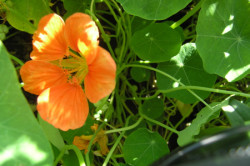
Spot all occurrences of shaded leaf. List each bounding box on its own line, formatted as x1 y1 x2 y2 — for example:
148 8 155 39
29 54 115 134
116 0 192 20
131 23 181 62
123 128 169 166
38 115 65 151
130 67 151 83
140 98 164 120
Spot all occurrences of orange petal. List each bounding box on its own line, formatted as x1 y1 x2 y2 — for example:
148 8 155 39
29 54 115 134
65 13 99 64
31 13 68 61
84 47 116 103
37 82 89 131
20 60 68 95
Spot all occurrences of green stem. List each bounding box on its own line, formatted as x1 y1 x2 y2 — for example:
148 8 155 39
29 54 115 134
85 123 105 166
128 85 250 100
120 64 213 111
103 129 125 166
170 0 204 29
85 10 117 62
9 55 24 66
53 145 85 166
105 116 143 134
103 116 131 166
140 112 179 134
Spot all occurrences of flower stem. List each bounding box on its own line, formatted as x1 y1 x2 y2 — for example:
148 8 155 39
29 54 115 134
105 117 143 134
121 64 213 111
53 145 85 166
85 122 105 166
139 111 179 134
103 117 131 166
170 0 204 29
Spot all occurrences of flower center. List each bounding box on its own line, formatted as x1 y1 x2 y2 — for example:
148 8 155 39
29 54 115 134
60 50 88 84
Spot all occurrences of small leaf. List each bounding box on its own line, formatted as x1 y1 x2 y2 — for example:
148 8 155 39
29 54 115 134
177 97 231 146
131 23 181 62
123 128 170 166
156 43 217 103
130 67 151 83
60 115 94 144
140 98 164 120
196 0 250 82
176 100 193 117
38 115 65 151
222 99 250 127
0 41 53 165
116 0 192 20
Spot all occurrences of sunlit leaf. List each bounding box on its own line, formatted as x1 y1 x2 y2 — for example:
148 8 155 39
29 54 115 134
123 128 170 166
5 0 51 33
177 97 231 146
222 99 250 127
196 0 250 82
156 43 217 104
131 23 181 62
0 41 53 165
116 0 192 20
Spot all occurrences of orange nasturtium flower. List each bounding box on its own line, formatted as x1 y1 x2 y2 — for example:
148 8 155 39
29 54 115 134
20 13 116 131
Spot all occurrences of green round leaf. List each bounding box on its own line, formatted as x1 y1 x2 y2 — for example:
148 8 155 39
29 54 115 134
156 43 217 104
5 0 51 34
131 23 182 62
131 17 153 34
140 98 164 119
130 67 151 83
196 0 250 82
116 0 192 20
123 128 170 166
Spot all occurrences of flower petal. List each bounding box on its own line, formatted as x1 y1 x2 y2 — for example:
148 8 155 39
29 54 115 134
20 60 68 95
65 13 99 64
84 47 116 103
37 82 89 131
31 13 67 61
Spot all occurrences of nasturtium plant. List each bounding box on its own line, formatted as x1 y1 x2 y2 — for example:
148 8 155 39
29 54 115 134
116 0 192 20
196 0 250 82
1 0 250 165
123 128 170 166
156 43 217 104
0 41 53 165
131 23 182 62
